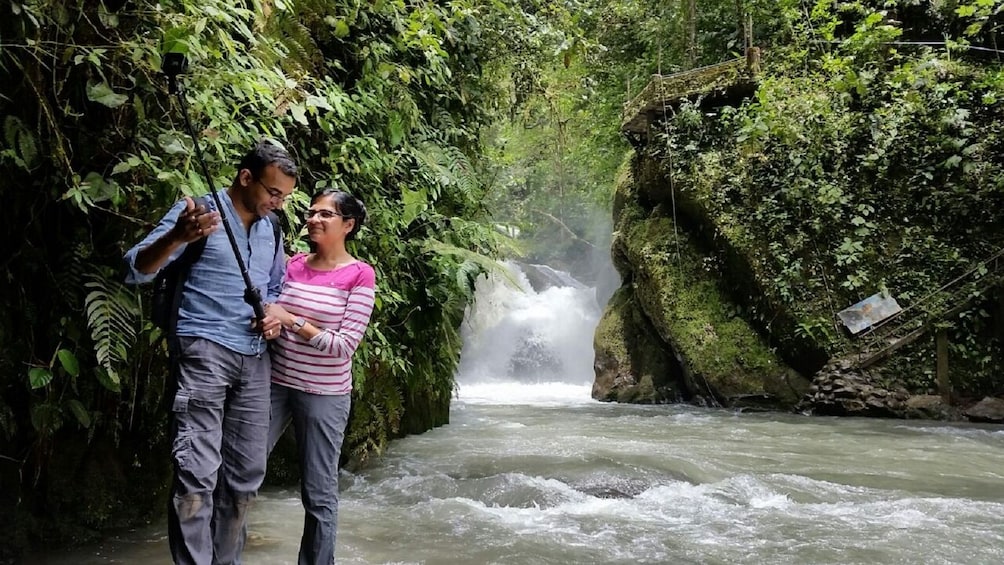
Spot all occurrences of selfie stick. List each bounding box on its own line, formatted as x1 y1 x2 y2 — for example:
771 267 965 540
162 52 267 328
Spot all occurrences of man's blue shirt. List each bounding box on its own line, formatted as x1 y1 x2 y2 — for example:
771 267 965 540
124 190 285 355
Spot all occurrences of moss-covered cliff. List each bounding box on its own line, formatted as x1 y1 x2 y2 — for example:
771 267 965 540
596 155 809 409
595 45 1004 415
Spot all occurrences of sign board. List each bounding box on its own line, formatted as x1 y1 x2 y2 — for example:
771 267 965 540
837 292 903 335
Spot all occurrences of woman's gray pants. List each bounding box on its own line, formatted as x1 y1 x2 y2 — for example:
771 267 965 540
268 383 352 565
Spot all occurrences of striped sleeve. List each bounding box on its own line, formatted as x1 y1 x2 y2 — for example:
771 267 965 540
307 268 375 358
272 259 376 394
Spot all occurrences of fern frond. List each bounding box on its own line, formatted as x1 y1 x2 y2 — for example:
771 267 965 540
423 239 522 291
407 141 480 202
274 19 324 76
84 274 140 393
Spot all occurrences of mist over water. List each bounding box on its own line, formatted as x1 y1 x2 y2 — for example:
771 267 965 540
34 263 1004 565
455 261 601 387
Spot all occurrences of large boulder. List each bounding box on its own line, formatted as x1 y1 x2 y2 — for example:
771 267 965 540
593 286 681 403
963 396 1004 423
614 211 808 407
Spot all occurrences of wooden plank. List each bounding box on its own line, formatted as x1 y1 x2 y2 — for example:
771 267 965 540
620 58 753 134
936 328 951 405
856 281 1000 368
857 322 929 368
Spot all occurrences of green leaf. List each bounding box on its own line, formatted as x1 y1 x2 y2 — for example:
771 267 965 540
98 3 119 28
95 367 121 393
73 172 119 204
29 367 53 389
289 103 309 126
158 133 188 155
162 27 191 55
87 81 128 108
66 399 91 428
57 349 80 377
305 95 332 111
30 403 63 435
334 19 350 38
388 113 404 148
401 188 428 226
112 160 133 175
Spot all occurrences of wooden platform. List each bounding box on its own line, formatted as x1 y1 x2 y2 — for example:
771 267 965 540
621 56 759 138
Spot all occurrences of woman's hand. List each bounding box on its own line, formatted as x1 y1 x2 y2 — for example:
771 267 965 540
264 302 294 328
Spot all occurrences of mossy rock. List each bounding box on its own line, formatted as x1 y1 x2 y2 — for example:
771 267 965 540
593 286 682 403
620 214 808 406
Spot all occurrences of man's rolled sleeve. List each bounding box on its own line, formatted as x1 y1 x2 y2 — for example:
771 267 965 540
123 200 189 285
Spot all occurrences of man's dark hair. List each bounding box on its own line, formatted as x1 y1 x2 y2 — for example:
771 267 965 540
238 139 298 179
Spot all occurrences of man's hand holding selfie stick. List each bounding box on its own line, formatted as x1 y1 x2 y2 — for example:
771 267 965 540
161 51 271 335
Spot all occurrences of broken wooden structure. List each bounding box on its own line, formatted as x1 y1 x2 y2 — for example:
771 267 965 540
620 48 761 145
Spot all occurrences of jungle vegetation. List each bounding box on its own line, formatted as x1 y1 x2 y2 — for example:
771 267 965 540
2 0 1002 557
0 0 574 553
621 0 1004 394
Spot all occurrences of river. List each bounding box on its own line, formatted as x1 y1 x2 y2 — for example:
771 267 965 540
34 264 1004 564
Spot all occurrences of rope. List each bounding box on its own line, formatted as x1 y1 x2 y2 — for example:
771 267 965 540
657 46 722 408
808 39 1004 56
657 48 684 275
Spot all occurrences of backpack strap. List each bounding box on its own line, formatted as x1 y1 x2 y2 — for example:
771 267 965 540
266 210 282 259
164 195 211 337
165 200 283 335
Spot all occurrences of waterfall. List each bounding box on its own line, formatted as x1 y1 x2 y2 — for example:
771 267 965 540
518 263 588 290
455 262 601 397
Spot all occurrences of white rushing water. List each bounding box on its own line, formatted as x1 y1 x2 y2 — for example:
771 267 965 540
35 263 1004 564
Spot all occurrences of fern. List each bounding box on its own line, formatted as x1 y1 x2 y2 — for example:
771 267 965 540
271 17 324 76
407 141 480 203
84 275 140 393
423 240 522 291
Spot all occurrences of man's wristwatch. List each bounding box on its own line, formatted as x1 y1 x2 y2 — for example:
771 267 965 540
290 317 307 332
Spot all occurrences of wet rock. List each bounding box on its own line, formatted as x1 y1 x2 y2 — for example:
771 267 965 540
904 395 962 420
798 357 911 418
963 397 1004 423
574 478 652 499
592 287 681 403
729 393 785 412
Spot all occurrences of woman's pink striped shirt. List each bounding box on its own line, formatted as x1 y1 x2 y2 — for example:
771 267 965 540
271 253 375 395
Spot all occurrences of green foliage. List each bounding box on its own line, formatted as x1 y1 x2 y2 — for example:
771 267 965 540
0 0 556 550
83 276 140 394
646 0 1004 385
485 0 794 283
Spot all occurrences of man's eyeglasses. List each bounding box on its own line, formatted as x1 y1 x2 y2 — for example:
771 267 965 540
255 180 289 204
304 209 350 221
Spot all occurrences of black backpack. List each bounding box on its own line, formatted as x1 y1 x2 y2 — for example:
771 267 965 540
150 195 282 336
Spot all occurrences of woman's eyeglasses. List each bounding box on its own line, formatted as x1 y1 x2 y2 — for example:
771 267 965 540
304 209 349 221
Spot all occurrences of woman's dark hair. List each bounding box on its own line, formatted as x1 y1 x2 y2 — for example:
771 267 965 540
312 189 366 240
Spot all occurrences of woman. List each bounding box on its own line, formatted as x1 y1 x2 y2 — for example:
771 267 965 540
265 189 375 564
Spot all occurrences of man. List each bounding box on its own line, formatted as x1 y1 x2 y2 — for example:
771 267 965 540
124 140 295 564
